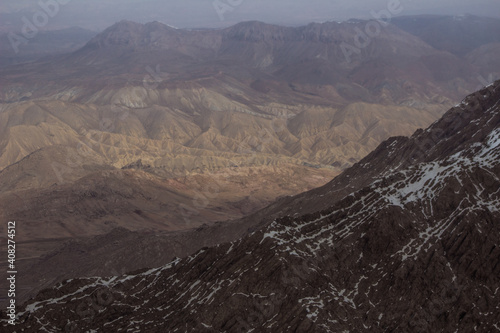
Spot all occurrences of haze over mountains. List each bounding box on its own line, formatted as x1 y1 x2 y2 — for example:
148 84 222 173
2 0 499 30
1 14 500 313
0 27 97 68
3 15 499 172
8 78 500 332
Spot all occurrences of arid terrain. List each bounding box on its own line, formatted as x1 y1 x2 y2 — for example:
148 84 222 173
0 15 500 311
7 78 500 332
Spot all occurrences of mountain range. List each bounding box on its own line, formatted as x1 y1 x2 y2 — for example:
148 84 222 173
7 78 500 332
1 15 500 313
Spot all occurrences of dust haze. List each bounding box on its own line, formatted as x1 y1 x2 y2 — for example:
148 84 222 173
1 0 500 31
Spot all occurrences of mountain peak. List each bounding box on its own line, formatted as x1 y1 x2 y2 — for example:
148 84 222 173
82 20 184 50
107 19 145 33
83 20 145 49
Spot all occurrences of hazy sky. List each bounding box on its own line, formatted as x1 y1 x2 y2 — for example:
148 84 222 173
1 0 500 31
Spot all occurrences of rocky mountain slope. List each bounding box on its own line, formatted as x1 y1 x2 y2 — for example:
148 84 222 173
0 18 456 281
0 143 335 307
7 81 500 332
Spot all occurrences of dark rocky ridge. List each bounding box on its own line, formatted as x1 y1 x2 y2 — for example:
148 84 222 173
5 81 500 332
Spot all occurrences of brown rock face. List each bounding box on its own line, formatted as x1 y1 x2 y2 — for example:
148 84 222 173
6 82 500 332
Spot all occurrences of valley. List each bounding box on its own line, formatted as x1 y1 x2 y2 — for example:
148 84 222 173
0 15 499 322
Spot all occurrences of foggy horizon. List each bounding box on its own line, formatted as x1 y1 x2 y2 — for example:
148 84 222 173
1 0 500 32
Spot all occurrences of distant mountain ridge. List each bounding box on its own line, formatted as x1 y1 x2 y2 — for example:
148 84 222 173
2 16 495 103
